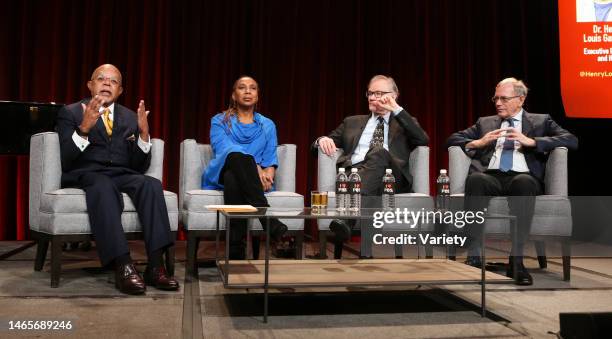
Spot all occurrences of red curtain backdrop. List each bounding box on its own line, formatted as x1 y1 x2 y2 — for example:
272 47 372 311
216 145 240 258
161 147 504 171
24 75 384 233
0 0 576 240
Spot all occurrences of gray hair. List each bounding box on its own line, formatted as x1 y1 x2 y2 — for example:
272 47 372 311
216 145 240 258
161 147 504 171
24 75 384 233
497 77 528 97
368 75 399 94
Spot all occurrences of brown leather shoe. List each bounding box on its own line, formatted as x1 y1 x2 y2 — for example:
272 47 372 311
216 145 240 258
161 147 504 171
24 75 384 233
115 263 146 295
144 266 180 291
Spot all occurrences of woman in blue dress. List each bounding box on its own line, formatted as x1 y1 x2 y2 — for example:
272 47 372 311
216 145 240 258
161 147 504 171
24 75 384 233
202 76 288 259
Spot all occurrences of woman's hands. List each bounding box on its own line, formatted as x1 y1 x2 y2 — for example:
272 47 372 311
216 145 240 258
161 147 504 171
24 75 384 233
257 165 275 192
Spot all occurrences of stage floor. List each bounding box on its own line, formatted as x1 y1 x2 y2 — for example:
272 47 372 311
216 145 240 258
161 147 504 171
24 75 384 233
3 240 612 338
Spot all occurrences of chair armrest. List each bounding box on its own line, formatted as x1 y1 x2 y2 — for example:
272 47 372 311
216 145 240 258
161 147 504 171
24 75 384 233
29 132 62 230
145 138 164 181
317 148 343 192
276 144 297 192
409 146 430 195
448 146 471 194
544 147 568 196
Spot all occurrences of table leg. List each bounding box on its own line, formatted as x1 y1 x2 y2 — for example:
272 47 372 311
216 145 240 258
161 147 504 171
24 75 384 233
481 225 486 318
264 217 270 323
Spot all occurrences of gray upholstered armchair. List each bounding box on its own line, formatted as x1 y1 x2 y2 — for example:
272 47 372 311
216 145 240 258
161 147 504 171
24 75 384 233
448 146 572 280
179 140 305 275
29 132 179 287
316 146 434 258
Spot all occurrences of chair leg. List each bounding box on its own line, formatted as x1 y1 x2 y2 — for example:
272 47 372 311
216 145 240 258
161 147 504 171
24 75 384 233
319 230 328 259
34 238 49 271
447 245 457 261
294 231 304 259
186 233 198 277
394 243 403 259
425 245 434 259
534 241 547 269
165 245 176 277
562 239 571 281
50 237 62 288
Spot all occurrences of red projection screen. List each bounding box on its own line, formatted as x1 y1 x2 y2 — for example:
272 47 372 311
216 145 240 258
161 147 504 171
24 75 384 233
559 0 612 118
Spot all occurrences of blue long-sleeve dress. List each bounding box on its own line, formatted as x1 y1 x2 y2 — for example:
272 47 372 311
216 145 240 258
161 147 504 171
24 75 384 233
202 112 279 190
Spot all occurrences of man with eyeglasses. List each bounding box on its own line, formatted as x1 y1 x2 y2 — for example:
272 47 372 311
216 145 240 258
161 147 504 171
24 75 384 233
313 75 429 258
447 77 578 285
56 64 179 294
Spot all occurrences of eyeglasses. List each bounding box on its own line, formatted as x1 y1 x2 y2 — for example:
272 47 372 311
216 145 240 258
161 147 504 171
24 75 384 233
93 75 121 86
491 95 521 103
366 91 392 98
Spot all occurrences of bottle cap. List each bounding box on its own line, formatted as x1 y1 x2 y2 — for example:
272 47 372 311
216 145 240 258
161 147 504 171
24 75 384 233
339 168 345 173
351 168 358 173
385 169 392 174
440 169 447 174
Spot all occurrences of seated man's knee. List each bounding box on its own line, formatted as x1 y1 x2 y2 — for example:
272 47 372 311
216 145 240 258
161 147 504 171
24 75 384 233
509 174 539 195
142 175 163 192
465 172 490 188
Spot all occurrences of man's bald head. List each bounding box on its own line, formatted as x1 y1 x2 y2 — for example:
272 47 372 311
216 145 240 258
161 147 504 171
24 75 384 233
87 64 123 106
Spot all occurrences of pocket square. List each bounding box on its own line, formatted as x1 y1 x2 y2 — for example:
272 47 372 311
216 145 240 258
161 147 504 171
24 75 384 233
126 134 136 141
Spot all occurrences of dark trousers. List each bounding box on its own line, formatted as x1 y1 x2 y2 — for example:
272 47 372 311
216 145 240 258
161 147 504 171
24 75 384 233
347 146 409 196
221 152 271 244
78 168 173 266
464 170 542 258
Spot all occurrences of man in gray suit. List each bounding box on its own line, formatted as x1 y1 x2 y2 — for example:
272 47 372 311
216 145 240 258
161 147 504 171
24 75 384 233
313 75 429 258
447 77 578 285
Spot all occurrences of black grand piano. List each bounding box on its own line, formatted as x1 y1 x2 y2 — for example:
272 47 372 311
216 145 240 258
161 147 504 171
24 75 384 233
0 100 63 154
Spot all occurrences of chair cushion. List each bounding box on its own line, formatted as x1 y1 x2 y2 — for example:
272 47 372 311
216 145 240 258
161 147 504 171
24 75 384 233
38 189 179 234
484 195 572 236
182 190 304 231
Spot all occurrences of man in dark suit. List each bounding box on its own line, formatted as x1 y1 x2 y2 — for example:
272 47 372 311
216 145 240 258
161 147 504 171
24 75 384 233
56 64 178 294
313 75 429 258
447 77 578 285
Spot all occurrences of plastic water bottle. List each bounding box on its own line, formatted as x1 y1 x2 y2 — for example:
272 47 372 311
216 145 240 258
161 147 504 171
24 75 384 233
348 168 362 211
382 169 395 210
335 168 349 211
436 169 450 210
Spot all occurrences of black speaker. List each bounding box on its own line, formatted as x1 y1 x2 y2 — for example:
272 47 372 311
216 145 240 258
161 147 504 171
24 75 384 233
559 312 612 339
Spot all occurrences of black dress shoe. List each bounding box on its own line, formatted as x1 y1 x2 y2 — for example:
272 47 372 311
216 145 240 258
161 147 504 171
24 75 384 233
506 264 533 286
465 256 483 268
269 219 288 242
115 263 146 295
329 220 351 242
144 266 180 291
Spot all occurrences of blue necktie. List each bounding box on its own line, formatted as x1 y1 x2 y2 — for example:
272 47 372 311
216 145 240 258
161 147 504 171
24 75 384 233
499 118 515 172
594 3 612 22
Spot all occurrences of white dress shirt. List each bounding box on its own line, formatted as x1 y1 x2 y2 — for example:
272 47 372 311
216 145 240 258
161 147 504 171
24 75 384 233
487 109 529 172
72 103 152 153
350 107 403 165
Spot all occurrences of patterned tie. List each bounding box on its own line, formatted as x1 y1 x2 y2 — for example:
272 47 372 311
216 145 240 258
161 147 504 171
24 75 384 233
369 117 385 148
499 118 515 172
102 108 113 137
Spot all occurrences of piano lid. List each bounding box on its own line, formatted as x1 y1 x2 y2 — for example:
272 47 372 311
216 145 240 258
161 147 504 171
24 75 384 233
0 100 63 154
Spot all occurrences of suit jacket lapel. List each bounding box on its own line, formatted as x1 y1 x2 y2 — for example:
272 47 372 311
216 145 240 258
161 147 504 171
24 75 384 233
347 115 369 155
521 111 533 137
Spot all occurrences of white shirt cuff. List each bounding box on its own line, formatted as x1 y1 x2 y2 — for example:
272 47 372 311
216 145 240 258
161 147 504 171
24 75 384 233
392 106 404 115
138 135 152 153
72 131 90 151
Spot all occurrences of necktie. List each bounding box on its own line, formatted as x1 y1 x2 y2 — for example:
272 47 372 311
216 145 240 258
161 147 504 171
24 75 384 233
499 118 515 172
594 3 612 22
102 108 113 137
369 117 385 148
